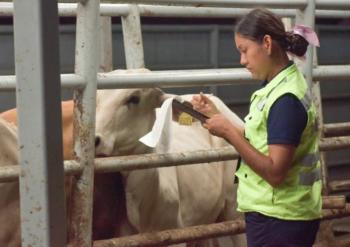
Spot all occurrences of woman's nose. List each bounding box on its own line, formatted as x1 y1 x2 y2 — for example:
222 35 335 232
240 55 247 66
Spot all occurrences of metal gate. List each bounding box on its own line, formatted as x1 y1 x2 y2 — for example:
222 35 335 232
0 0 350 246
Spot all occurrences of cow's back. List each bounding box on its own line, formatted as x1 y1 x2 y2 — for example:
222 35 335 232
0 117 20 247
0 101 74 160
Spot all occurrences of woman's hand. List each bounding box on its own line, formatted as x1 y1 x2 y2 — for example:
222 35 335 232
191 93 220 117
203 114 235 139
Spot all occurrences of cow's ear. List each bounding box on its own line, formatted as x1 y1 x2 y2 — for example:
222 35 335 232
152 88 166 108
159 92 175 105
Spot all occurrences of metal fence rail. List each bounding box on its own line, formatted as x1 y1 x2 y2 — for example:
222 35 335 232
0 74 85 91
94 220 246 247
2 2 350 18
104 0 309 8
0 64 350 90
316 0 350 10
1 135 350 183
324 122 350 137
96 65 350 88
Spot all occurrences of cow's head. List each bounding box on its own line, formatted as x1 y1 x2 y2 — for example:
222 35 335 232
95 87 165 157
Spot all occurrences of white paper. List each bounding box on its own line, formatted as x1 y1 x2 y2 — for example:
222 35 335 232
139 97 175 150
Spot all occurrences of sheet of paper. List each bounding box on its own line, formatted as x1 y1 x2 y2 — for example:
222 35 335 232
139 97 174 151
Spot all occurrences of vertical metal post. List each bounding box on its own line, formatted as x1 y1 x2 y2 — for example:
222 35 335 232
297 1 334 244
121 4 145 69
282 17 292 32
13 0 66 246
69 0 99 246
312 48 329 195
295 0 316 85
99 16 113 72
296 0 329 195
209 25 219 95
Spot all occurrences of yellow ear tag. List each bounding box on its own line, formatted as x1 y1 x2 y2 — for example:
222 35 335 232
178 112 193 125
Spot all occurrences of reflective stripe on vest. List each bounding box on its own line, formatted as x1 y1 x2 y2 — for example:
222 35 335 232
301 90 319 135
257 78 287 112
300 90 312 110
299 152 320 167
299 168 321 186
256 98 267 111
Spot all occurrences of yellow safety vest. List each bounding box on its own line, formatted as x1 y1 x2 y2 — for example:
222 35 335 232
236 63 322 220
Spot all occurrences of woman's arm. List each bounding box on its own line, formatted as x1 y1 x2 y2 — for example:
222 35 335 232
205 114 295 187
191 93 296 187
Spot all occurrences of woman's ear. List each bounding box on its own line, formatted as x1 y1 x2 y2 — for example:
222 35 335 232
262 34 273 55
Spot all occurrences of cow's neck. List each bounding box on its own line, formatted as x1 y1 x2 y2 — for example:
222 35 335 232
122 165 181 232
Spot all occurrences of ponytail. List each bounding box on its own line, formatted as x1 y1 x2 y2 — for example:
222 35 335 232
284 32 309 57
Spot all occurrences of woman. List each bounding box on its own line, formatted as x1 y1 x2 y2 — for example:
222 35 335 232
192 8 321 247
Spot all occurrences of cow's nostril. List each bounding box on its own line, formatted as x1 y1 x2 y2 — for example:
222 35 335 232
95 136 101 147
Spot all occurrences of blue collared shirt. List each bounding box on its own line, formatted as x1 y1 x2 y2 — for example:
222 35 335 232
262 61 307 146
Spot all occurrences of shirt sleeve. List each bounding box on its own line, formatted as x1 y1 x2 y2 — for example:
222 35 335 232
267 93 308 146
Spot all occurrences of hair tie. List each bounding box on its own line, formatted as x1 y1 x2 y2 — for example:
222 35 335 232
292 25 320 47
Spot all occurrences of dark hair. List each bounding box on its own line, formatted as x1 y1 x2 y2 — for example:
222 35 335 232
235 8 309 57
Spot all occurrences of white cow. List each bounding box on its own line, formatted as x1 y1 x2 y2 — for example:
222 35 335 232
95 86 246 246
0 118 20 247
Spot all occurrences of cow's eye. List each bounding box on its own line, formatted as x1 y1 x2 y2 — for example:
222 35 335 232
126 95 140 105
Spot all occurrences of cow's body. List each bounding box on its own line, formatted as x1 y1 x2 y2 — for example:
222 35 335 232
123 95 239 231
95 88 246 246
0 118 20 247
0 100 74 160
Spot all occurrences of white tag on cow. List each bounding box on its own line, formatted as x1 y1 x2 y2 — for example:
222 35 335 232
139 97 174 151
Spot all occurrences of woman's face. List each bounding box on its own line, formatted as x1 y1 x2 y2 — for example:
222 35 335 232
234 33 271 81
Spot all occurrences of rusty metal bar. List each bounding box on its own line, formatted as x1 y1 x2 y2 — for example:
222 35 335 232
93 220 246 247
322 195 346 209
324 122 350 137
93 147 239 173
322 204 350 220
69 0 100 245
319 136 350 151
22 147 237 180
316 235 350 247
93 204 350 247
1 135 350 182
329 179 350 193
0 148 240 182
337 236 350 247
0 148 237 182
297 0 332 194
